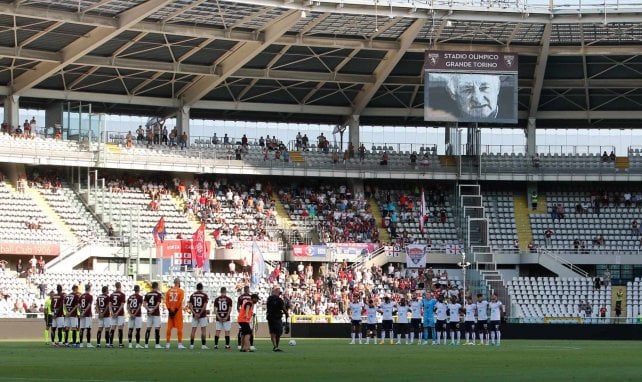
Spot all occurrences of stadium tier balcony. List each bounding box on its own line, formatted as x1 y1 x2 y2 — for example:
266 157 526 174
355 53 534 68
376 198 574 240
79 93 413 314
530 191 642 254
480 152 617 174
0 182 68 244
507 277 611 323
484 192 518 249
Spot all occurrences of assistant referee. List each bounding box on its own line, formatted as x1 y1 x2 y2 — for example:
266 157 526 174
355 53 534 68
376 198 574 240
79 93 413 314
266 286 288 352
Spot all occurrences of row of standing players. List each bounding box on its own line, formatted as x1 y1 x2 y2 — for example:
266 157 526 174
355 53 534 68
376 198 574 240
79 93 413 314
347 292 504 346
46 278 269 351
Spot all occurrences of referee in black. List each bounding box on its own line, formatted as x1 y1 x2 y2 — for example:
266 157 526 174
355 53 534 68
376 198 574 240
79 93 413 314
266 286 288 352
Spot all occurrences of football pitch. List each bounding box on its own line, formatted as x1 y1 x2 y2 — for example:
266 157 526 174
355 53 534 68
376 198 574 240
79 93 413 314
0 339 640 381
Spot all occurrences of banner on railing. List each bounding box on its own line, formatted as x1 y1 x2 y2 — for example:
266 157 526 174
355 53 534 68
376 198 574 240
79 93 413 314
292 243 379 261
384 245 402 257
234 241 280 256
0 242 60 256
446 243 463 255
405 244 427 268
293 245 328 258
155 240 212 261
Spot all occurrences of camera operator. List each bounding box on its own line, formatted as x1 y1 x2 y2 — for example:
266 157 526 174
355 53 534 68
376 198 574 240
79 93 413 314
266 286 289 352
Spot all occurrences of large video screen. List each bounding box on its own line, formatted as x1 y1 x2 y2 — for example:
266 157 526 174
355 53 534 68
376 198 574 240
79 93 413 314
424 51 518 124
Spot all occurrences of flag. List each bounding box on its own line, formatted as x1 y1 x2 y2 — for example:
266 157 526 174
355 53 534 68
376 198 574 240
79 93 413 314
251 241 266 289
419 187 427 236
152 216 167 245
191 223 206 268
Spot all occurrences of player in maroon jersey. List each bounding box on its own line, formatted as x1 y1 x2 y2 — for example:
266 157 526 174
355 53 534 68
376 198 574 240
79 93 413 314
63 285 81 347
236 285 254 350
127 285 144 349
143 281 163 348
78 284 94 348
109 282 126 348
214 286 233 350
188 283 209 350
51 284 65 346
95 285 111 347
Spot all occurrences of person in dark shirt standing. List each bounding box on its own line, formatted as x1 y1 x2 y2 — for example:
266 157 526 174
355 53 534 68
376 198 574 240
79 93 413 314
109 282 126 348
266 286 289 352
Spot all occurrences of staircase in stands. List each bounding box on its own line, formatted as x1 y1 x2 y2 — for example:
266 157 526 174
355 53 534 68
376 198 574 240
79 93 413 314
289 151 305 164
368 198 390 243
438 155 457 168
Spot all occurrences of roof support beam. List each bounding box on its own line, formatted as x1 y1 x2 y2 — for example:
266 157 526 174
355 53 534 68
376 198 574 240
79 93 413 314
10 0 172 95
180 10 302 106
528 22 552 118
350 18 425 116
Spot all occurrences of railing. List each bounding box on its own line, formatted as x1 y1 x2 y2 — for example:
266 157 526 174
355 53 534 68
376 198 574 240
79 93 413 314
538 247 642 256
539 249 590 278
510 316 641 324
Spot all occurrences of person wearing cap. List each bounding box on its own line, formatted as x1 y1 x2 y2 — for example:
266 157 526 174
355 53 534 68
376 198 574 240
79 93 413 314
166 277 185 349
238 294 259 352
266 286 289 352
213 286 233 350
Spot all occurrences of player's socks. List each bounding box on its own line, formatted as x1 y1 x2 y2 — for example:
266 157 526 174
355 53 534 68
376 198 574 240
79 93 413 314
201 335 206 346
128 329 133 344
50 329 56 343
409 332 414 343
490 331 495 344
450 332 455 343
496 331 501 345
57 328 63 343
109 329 115 345
472 332 476 344
154 328 160 345
79 329 85 343
135 329 141 344
423 328 429 341
237 332 241 347
118 329 124 345
190 337 195 346
250 334 254 346
97 330 102 345
389 331 394 344
44 329 48 342
457 331 461 343
144 329 150 345
358 332 363 344
72 331 77 344
63 329 69 344
225 336 230 346
215 335 220 346
396 333 401 343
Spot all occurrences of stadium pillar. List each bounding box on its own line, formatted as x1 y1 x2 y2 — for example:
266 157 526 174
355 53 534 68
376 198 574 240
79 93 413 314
176 105 190 138
526 118 536 155
2 93 19 130
45 102 63 138
347 115 359 147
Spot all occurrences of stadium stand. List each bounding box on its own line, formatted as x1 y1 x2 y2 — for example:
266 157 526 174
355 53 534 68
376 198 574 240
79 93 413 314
507 277 611 323
484 192 519 249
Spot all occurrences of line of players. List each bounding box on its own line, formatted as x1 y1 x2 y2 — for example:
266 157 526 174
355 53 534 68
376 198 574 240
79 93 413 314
47 280 257 350
348 292 504 346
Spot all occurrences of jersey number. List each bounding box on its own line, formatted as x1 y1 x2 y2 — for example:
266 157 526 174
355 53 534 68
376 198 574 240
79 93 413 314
217 300 228 311
148 296 155 306
80 300 87 309
130 299 138 308
98 299 105 308
65 296 74 305
193 296 203 308
169 291 179 302
112 295 120 305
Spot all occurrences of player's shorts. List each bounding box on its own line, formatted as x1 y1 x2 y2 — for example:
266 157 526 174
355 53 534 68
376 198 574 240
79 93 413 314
239 322 252 335
191 317 208 328
64 317 78 329
436 320 447 331
397 322 408 334
128 317 143 329
215 320 232 331
45 314 52 327
448 321 460 331
268 319 283 336
478 320 489 332
351 319 361 327
98 317 111 328
382 320 393 331
79 317 93 329
464 321 475 333
111 316 125 327
366 324 377 333
411 318 422 331
53 316 64 328
422 318 435 328
146 315 161 328
490 320 501 331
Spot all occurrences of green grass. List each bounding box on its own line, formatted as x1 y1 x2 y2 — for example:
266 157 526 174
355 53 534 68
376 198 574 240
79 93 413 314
0 339 640 381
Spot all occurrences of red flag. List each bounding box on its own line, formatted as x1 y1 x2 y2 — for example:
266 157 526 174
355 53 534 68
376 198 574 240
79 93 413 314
191 223 206 268
419 187 426 236
152 216 167 245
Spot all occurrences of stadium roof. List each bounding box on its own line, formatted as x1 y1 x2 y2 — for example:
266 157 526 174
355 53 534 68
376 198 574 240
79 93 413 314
2 0 642 127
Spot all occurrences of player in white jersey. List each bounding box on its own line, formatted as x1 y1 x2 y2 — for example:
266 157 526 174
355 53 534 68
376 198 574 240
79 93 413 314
364 300 379 345
476 293 490 345
463 296 477 345
434 296 449 345
489 294 504 346
378 296 396 345
395 298 410 345
447 297 462 345
409 294 423 344
348 295 364 344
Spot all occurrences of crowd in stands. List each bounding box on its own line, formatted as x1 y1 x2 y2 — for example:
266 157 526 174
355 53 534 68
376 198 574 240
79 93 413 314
278 185 379 244
0 117 38 139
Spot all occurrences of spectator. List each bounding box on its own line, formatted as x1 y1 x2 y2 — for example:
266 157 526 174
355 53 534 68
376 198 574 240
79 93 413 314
550 203 558 221
332 150 339 164
379 151 389 166
528 241 537 253
604 269 611 287
532 153 540 168
241 134 248 147
212 133 219 144
531 191 538 210
556 203 565 219
16 259 23 277
609 151 616 161
632 219 638 235
223 134 229 145
409 152 417 167
259 136 265 147
180 132 188 149
358 144 366 161
283 150 289 163
544 228 554 247
602 151 609 162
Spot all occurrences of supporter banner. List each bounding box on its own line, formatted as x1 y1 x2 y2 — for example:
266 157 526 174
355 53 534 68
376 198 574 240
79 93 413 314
405 244 427 268
0 242 60 256
155 240 212 261
384 245 402 257
234 241 280 256
446 243 464 255
332 243 378 261
293 245 328 258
